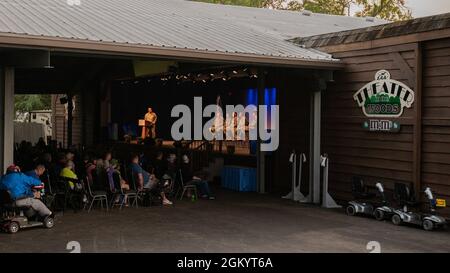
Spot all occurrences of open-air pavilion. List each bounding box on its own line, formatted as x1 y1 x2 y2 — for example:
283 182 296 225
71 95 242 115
1 0 450 252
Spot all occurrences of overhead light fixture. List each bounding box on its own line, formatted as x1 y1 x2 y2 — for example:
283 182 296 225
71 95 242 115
59 96 68 105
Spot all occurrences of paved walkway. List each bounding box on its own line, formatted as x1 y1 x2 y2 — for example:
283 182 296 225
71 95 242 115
1 189 449 253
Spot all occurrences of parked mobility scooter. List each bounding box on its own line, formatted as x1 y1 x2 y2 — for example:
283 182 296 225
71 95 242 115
346 177 393 220
391 183 447 231
1 189 55 234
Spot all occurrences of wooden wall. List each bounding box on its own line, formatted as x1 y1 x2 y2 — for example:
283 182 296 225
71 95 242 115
321 38 450 216
421 38 450 210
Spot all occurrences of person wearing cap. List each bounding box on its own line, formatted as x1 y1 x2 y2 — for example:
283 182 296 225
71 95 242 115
0 165 52 218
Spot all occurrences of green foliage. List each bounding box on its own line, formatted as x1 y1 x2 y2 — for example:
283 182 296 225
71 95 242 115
14 94 51 113
302 0 352 16
355 0 412 21
193 0 412 21
193 0 266 7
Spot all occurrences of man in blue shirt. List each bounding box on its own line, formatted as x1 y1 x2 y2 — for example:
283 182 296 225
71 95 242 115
0 165 52 217
130 154 172 205
24 164 46 180
24 164 46 199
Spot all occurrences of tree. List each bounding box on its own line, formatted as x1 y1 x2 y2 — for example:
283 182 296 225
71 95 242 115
355 0 412 21
14 94 51 114
193 0 412 21
302 0 352 15
193 0 265 7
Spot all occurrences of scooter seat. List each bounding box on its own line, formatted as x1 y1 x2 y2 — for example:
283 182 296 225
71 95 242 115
1 203 24 215
351 177 376 200
405 200 420 207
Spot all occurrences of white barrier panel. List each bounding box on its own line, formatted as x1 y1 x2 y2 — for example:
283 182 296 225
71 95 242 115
14 122 46 144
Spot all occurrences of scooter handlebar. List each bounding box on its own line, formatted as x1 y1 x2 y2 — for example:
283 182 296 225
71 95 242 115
375 182 384 193
424 187 434 200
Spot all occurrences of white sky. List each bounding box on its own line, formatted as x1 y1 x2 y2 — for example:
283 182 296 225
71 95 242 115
406 0 450 17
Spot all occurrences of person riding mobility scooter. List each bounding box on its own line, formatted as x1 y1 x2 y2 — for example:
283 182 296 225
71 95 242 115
346 177 394 220
391 183 447 231
0 165 55 234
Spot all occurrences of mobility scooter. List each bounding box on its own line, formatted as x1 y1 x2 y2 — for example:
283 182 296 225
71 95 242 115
1 190 55 234
346 177 393 220
391 183 447 231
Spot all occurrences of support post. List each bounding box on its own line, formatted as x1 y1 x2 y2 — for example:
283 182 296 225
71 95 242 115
67 93 73 148
412 42 423 195
310 89 322 204
0 67 15 174
256 68 266 194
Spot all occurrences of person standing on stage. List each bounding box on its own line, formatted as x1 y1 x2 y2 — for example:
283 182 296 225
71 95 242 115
144 107 158 139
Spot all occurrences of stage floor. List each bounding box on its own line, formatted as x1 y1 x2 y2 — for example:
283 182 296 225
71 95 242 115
140 140 253 156
1 187 449 253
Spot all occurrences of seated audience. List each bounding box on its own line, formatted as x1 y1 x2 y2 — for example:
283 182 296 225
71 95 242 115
153 151 168 180
85 157 97 184
60 160 81 191
102 152 130 193
130 154 172 205
181 155 215 200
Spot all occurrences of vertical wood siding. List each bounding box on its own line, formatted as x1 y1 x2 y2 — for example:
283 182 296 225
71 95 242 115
322 38 450 216
421 38 450 215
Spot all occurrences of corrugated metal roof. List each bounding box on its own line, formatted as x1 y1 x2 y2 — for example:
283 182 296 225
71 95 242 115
0 0 386 63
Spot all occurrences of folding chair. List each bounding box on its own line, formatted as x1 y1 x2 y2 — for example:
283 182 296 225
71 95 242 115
110 171 138 209
60 177 83 213
85 175 109 213
176 169 198 201
43 173 56 208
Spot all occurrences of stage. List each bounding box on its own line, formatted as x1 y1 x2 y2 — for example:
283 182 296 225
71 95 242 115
122 139 254 157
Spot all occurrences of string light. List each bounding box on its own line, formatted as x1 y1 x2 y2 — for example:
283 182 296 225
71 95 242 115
121 67 257 86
